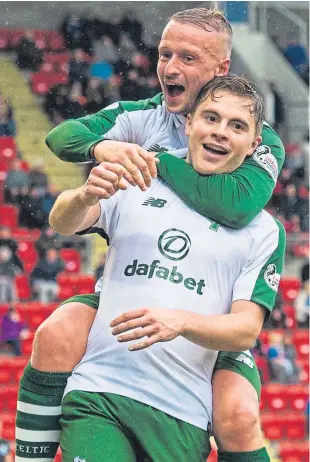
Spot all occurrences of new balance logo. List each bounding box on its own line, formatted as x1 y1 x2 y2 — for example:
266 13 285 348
235 353 254 368
74 457 86 462
147 144 168 153
142 197 167 208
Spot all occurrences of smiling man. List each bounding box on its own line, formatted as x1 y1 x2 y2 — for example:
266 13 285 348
47 75 286 462
16 8 285 462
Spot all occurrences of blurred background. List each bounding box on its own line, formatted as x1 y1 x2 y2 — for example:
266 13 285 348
0 1 308 461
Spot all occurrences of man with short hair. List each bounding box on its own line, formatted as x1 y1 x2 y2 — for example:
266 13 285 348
16 8 285 462
49 75 285 462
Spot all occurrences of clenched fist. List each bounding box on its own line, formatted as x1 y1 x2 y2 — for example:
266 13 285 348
93 140 159 191
80 162 127 206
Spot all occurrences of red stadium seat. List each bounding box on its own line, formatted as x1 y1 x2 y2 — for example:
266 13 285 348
0 358 12 385
57 273 76 299
283 304 297 328
1 412 15 440
255 356 270 384
0 29 10 50
9 28 25 48
46 31 65 50
285 413 306 439
9 356 28 382
0 156 12 172
15 275 31 300
287 384 309 411
292 330 309 359
17 240 38 273
11 227 41 240
21 333 35 357
0 136 17 158
32 29 47 50
263 384 288 411
75 275 96 294
279 441 309 462
261 413 286 439
3 386 18 411
0 204 18 228
279 277 301 302
31 72 51 95
60 248 81 273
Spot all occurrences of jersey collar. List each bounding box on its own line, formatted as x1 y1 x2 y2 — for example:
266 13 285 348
161 96 187 129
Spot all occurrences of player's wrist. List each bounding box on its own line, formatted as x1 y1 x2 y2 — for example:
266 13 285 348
89 139 112 162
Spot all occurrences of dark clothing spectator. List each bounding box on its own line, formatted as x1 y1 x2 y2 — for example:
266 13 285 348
4 159 29 204
269 82 285 131
19 188 48 229
60 93 86 119
60 15 92 53
31 248 64 303
68 50 90 92
28 161 48 195
41 186 58 216
35 227 61 259
120 12 143 49
16 34 43 71
280 183 304 220
0 227 23 272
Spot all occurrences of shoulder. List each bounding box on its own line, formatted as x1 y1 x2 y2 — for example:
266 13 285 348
257 122 285 174
247 211 286 250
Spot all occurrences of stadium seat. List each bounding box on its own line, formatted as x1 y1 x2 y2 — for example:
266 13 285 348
15 274 31 300
0 156 12 172
0 412 15 441
279 441 309 462
279 277 301 302
57 272 76 299
9 356 28 382
0 28 10 49
31 72 52 95
60 248 81 273
0 204 18 228
287 384 308 411
2 386 18 411
75 275 95 294
255 356 270 384
292 330 309 359
9 28 25 48
11 227 41 240
261 413 286 439
32 29 47 49
0 358 12 385
46 31 65 50
0 136 17 158
21 333 34 357
285 413 306 439
283 304 297 328
17 240 38 273
263 384 288 411
0 303 10 316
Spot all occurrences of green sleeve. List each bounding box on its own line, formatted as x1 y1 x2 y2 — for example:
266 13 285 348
45 103 124 163
157 123 285 229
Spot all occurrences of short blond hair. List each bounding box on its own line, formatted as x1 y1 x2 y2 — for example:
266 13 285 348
170 8 233 56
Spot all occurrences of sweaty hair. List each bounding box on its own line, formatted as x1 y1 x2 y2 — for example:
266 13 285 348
170 8 233 56
190 74 265 135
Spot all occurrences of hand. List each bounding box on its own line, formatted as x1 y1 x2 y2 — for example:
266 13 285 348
80 162 127 206
110 307 189 351
94 140 159 191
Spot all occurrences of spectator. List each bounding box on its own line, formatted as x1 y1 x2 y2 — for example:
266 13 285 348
283 332 300 382
284 40 308 75
68 49 89 93
19 187 48 229
130 52 150 78
0 226 23 272
0 306 28 356
28 159 49 196
295 262 309 327
120 11 143 49
31 248 64 303
59 84 87 119
35 226 61 259
84 78 111 114
285 144 305 178
15 30 43 71
117 32 137 71
93 35 119 65
269 82 285 133
120 69 143 100
139 75 161 99
267 332 295 383
4 159 29 204
60 13 92 53
94 252 106 282
280 182 302 220
41 184 59 216
0 246 17 302
44 84 70 123
0 101 16 137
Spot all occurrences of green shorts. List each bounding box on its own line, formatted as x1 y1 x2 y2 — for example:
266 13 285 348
61 294 261 397
60 390 210 462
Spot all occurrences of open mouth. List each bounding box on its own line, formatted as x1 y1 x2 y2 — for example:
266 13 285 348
165 83 185 97
202 144 229 156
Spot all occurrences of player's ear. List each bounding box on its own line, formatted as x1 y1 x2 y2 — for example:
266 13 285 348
215 57 230 76
247 136 262 157
185 113 192 137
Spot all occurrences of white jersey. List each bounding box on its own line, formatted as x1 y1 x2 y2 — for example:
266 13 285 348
65 179 285 430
